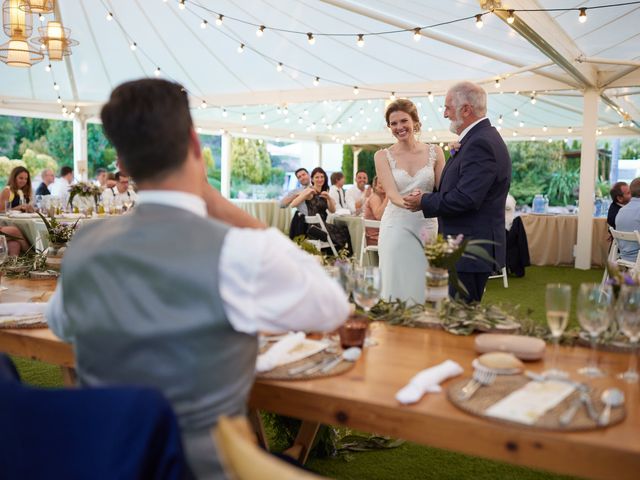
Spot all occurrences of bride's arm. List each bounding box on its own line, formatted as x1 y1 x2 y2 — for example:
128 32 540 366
374 150 405 208
433 146 446 190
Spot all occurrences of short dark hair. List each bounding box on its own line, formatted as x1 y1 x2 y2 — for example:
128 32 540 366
330 171 344 185
95 168 107 175
100 79 193 182
610 181 628 201
356 169 368 177
294 167 308 177
310 167 329 192
114 171 128 181
60 166 73 177
630 178 640 198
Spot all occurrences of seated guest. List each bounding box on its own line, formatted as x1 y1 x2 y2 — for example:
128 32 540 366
101 171 138 205
290 167 352 254
329 171 348 210
50 166 74 197
363 176 388 246
607 181 631 229
46 78 349 479
280 167 311 215
93 168 107 188
35 168 55 196
346 169 371 215
615 177 640 262
1 166 34 213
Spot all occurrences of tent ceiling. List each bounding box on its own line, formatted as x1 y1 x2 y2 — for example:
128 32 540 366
0 0 638 144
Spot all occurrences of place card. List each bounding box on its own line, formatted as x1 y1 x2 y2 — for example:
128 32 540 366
485 380 575 425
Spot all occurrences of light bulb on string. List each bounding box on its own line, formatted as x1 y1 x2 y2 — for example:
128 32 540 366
494 79 500 88
353 86 359 95
106 12 113 21
568 126 573 133
56 96 61 104
530 96 536 104
428 91 434 102
216 14 223 26
578 8 587 23
519 121 524 128
507 10 515 24
260 112 265 120
389 92 396 101
303 109 308 116
619 121 624 127
74 106 80 113
39 14 44 22
53 82 60 91
475 14 484 29
222 108 228 117
313 76 319 86
201 100 207 109
413 28 421 42
45 63 51 72
276 62 283 72
498 114 503 124
283 107 288 115
256 25 265 37
237 43 245 53
513 108 519 117
298 117 303 124
241 113 246 121
289 133 295 139
178 0 186 10
154 67 161 76
307 33 315 45
356 34 364 47
242 126 247 133
130 42 137 51
512 131 518 137
531 136 536 141
543 125 548 132
200 19 207 29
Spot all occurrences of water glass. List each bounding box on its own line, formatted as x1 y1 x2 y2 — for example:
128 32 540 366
577 283 613 377
544 284 571 378
352 266 381 313
616 285 640 383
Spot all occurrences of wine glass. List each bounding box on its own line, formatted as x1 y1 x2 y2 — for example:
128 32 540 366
353 266 381 314
577 283 613 377
616 285 640 383
0 236 8 291
543 283 571 378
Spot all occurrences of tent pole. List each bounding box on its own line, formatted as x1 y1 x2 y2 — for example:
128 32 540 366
72 115 88 182
220 133 231 199
317 142 323 168
575 89 599 270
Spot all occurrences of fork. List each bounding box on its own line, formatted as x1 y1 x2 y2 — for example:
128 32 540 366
458 369 496 401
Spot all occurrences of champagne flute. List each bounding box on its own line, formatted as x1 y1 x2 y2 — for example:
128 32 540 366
577 283 613 377
0 236 8 291
543 283 571 378
353 266 381 313
616 285 640 383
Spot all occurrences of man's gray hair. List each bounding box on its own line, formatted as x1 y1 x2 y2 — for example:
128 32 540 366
630 177 640 197
40 168 53 177
449 81 487 117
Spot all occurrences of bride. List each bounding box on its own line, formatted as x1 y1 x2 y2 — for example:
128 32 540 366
374 99 445 305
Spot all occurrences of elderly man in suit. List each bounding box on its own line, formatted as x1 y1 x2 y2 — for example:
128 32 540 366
404 81 511 302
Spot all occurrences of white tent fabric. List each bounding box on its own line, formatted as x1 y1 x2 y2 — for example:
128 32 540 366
0 0 638 144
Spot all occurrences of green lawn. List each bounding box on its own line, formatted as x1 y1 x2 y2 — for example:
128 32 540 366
13 266 602 479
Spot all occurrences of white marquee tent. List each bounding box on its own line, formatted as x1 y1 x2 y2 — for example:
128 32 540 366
1 0 639 268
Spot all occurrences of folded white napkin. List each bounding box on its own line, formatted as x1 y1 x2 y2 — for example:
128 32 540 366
395 360 464 404
256 332 306 373
0 302 48 326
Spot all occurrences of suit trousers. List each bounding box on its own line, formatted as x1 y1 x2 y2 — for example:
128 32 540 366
449 272 490 303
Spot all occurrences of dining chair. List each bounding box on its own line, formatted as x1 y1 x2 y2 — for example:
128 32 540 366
488 267 509 288
601 227 640 288
304 214 338 256
359 218 380 266
214 416 326 480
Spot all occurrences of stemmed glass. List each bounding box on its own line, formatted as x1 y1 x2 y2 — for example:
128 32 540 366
543 283 571 378
577 283 613 377
0 236 8 291
616 285 640 383
352 266 381 314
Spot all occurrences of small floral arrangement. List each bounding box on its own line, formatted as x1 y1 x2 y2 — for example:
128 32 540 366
37 212 79 244
421 233 497 296
605 261 639 298
68 182 102 206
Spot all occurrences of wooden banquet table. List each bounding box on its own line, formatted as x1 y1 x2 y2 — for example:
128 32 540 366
1 279 638 479
520 214 609 267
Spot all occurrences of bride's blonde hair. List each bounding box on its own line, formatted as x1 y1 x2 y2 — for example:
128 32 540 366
385 99 421 134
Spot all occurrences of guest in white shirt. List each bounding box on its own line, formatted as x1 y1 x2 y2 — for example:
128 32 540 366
93 168 107 188
329 171 348 210
50 165 74 197
346 170 372 215
101 171 138 206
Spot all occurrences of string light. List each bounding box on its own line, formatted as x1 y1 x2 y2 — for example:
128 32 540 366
242 126 247 133
547 138 553 143
389 91 396 101
178 0 186 10
276 62 283 72
413 28 421 41
579 8 587 23
512 131 518 137
222 108 228 117
313 76 319 86
475 14 484 29
74 106 80 113
353 86 359 95
307 33 315 45
357 34 364 47
513 108 519 117
298 117 303 124
498 114 503 124
215 14 223 26
289 133 295 139
507 10 515 24
494 79 500 88
568 126 573 133
519 121 524 127
130 42 137 51
237 43 244 53
260 112 265 119
200 100 207 109
56 96 61 104
200 19 207 29
241 112 246 120
45 63 51 72
256 25 265 37
106 12 113 21
428 92 434 102
154 67 161 76
530 95 536 104
543 125 548 131
53 82 59 91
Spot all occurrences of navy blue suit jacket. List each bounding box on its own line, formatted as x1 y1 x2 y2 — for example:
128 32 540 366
420 119 511 272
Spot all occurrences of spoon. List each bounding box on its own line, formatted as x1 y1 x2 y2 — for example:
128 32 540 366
320 347 362 373
598 388 625 426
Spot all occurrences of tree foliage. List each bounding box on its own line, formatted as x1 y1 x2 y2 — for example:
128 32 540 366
342 146 376 184
231 138 272 184
45 120 73 168
0 116 16 157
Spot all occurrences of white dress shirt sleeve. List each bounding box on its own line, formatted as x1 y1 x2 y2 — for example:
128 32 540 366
219 227 350 334
345 187 361 215
328 186 341 208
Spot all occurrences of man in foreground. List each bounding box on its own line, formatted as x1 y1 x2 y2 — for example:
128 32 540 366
46 79 349 478
404 81 511 302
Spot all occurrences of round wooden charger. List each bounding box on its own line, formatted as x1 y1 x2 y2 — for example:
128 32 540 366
447 375 626 431
0 318 47 329
257 350 356 381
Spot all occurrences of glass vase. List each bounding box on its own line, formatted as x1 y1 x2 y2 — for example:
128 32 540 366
425 267 449 310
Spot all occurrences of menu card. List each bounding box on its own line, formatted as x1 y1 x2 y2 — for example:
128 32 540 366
485 380 575 425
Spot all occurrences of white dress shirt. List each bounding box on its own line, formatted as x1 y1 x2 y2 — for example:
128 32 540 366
329 185 347 210
49 177 70 197
458 117 488 142
47 190 349 337
346 186 365 215
101 187 138 205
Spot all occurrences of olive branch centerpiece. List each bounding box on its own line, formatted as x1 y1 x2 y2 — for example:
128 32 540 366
37 212 79 245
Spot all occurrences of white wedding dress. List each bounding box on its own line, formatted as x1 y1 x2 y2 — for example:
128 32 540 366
379 145 438 305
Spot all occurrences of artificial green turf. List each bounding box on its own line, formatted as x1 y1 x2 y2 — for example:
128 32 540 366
12 266 601 479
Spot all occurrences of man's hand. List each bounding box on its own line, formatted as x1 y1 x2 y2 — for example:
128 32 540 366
403 190 423 212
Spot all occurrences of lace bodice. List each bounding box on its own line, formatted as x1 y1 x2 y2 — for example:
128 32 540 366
385 145 436 196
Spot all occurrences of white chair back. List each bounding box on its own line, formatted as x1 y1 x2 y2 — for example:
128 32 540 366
304 214 338 256
601 227 640 289
359 219 380 266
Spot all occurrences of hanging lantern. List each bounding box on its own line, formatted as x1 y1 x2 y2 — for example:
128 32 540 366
0 36 44 67
2 0 32 37
20 0 54 14
35 19 77 60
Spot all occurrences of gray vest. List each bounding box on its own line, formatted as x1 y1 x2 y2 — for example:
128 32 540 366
62 204 258 478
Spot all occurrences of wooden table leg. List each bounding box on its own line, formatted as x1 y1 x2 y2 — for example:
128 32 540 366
61 366 77 386
247 409 269 450
282 420 320 465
